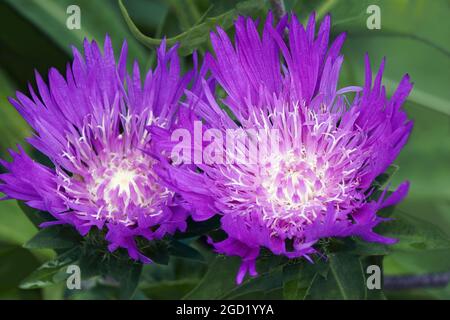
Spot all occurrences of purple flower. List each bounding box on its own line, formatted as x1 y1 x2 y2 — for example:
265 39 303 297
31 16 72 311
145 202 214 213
152 13 414 283
0 36 193 262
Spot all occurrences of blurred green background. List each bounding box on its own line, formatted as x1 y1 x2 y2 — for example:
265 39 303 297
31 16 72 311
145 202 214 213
0 0 448 299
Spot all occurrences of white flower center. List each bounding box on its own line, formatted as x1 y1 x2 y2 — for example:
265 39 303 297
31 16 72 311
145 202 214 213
260 148 328 219
106 167 140 200
60 151 174 225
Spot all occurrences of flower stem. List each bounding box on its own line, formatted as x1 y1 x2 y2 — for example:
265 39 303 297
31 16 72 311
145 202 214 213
384 272 450 290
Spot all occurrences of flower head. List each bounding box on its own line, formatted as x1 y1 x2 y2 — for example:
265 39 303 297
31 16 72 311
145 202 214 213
0 36 192 262
153 13 413 283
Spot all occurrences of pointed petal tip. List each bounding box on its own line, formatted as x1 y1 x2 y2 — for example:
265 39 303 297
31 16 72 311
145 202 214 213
236 262 247 285
7 96 18 105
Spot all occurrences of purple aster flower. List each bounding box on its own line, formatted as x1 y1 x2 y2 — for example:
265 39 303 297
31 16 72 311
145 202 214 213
0 36 194 262
151 13 413 283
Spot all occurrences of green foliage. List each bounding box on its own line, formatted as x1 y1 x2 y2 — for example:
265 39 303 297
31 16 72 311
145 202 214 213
174 216 221 239
5 0 147 63
323 253 367 299
183 256 241 299
118 0 267 55
168 240 205 262
283 260 321 299
377 211 450 252
17 202 55 229
284 250 386 300
185 248 381 300
0 243 41 292
24 226 83 250
19 247 81 290
104 257 143 299
0 0 448 300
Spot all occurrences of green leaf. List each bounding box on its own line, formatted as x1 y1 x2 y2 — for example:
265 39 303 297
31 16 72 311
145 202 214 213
119 0 266 55
183 256 241 300
174 216 221 239
299 254 367 300
373 164 399 189
328 238 390 257
283 260 327 300
0 68 31 158
19 247 80 289
118 263 143 300
24 225 82 250
0 243 41 292
230 287 284 299
105 258 143 300
5 0 146 63
140 279 199 300
139 240 170 265
223 266 283 299
18 201 55 229
168 240 204 262
77 250 103 280
327 253 366 300
349 240 390 256
376 210 450 252
184 254 286 300
0 200 36 246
